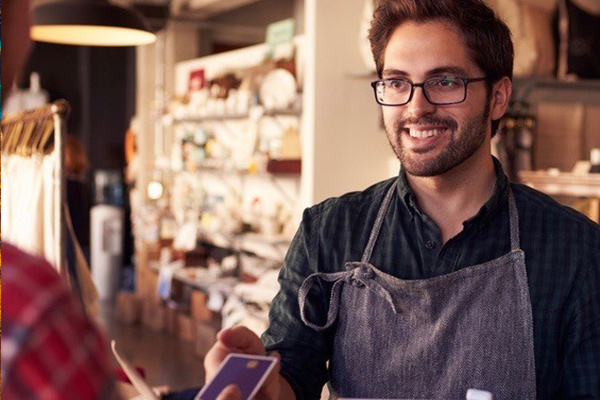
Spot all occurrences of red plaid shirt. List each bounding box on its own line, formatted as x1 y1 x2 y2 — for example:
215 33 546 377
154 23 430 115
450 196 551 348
1 242 115 400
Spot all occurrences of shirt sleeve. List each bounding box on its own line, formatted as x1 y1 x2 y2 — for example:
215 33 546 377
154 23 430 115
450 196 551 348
261 211 331 400
562 233 600 399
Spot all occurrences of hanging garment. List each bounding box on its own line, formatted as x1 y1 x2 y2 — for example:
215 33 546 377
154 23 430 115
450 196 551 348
2 154 14 239
43 153 57 267
299 183 536 400
10 154 46 257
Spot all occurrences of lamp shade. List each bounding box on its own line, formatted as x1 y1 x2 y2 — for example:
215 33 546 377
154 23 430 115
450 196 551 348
31 0 157 47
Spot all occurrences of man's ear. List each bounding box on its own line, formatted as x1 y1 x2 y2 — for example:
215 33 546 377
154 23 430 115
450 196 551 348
490 77 512 121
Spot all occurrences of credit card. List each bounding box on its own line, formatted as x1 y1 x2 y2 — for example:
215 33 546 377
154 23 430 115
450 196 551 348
195 354 278 400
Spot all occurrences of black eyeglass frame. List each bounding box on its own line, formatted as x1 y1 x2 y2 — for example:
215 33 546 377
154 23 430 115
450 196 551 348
370 76 489 106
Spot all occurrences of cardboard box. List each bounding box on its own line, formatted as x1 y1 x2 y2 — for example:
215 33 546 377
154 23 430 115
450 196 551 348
142 300 166 332
194 319 221 358
165 305 179 335
178 313 195 342
116 292 140 325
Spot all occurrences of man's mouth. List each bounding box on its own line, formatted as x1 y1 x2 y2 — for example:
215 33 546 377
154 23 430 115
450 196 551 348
404 127 447 139
401 126 450 141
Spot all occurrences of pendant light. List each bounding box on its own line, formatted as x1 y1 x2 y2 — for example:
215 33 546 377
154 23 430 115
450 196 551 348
31 0 157 47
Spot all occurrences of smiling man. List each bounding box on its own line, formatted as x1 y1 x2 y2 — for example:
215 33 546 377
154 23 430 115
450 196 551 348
204 1 600 399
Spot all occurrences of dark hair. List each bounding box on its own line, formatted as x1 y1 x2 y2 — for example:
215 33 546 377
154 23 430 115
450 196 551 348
65 135 90 180
368 0 514 135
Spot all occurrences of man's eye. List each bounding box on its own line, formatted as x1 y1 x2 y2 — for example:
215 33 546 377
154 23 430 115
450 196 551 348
386 80 408 89
434 79 457 87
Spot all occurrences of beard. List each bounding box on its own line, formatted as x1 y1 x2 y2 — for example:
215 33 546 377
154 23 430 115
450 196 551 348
385 100 491 177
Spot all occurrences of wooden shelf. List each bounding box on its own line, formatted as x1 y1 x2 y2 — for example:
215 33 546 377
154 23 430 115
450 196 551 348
188 166 300 178
198 228 291 262
173 109 301 124
518 171 600 198
148 261 239 292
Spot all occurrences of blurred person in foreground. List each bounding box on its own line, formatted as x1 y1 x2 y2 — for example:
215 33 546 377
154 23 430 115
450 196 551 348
1 0 115 398
204 0 600 399
0 3 238 400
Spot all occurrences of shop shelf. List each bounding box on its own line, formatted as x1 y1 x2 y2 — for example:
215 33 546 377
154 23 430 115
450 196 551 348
197 227 292 262
518 170 600 198
172 109 302 124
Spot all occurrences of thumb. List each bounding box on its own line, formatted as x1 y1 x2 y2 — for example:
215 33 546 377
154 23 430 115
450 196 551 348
216 384 242 400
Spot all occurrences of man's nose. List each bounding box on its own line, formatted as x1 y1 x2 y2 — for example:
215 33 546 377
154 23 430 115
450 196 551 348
406 86 436 117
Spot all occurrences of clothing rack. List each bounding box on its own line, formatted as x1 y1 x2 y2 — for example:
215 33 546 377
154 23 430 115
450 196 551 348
1 100 70 278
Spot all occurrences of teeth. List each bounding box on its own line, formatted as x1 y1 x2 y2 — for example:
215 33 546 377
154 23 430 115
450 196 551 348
409 128 444 139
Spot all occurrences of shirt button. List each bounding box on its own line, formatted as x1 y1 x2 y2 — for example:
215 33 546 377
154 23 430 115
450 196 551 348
425 240 435 249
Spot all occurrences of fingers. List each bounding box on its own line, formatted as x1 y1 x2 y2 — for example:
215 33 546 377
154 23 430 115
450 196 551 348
255 351 282 400
266 351 281 375
204 326 267 383
217 326 266 355
216 384 242 400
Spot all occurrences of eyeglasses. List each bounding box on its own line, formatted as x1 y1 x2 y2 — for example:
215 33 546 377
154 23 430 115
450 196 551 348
370 76 488 106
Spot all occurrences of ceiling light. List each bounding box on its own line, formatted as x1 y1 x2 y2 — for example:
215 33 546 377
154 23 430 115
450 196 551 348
31 0 157 47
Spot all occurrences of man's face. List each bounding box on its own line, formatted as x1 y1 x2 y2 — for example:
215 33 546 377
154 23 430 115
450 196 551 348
381 21 492 177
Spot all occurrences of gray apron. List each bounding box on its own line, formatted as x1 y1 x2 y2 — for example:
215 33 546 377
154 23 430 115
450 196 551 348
298 183 536 400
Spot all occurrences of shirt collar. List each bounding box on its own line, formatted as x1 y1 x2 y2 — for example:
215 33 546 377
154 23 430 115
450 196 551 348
395 156 509 226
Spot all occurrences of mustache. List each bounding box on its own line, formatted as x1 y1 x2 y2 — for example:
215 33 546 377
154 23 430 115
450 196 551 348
393 116 458 132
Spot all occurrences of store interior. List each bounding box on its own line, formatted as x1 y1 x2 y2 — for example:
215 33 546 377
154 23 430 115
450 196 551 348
2 0 600 398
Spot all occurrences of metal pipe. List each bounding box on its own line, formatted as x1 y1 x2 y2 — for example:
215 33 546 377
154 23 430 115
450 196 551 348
51 101 69 281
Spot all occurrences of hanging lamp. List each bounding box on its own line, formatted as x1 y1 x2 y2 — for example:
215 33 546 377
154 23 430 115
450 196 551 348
31 0 157 47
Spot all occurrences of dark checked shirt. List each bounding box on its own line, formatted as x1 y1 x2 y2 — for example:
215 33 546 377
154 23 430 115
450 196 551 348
262 157 600 400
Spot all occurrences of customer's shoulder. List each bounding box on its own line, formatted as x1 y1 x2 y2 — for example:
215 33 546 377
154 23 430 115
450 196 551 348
3 243 60 282
305 178 396 219
2 243 70 321
512 182 600 236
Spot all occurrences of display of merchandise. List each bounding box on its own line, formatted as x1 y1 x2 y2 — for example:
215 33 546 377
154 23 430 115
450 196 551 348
2 73 50 116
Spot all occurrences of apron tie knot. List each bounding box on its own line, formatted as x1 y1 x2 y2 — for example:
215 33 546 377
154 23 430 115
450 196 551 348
358 265 375 279
298 264 400 331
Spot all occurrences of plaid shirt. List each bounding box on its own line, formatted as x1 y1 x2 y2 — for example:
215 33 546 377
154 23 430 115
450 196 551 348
262 157 600 400
1 243 115 400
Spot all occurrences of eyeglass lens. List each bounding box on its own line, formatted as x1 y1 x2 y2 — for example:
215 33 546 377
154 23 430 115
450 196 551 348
375 78 466 105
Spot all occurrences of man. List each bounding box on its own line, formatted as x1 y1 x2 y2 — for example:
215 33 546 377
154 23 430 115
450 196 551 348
205 0 600 399
1 1 116 398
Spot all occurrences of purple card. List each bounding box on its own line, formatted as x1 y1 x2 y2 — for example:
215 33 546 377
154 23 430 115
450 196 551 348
195 354 278 400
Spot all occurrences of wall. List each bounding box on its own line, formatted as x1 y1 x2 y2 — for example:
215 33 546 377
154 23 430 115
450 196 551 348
22 43 135 171
304 0 394 205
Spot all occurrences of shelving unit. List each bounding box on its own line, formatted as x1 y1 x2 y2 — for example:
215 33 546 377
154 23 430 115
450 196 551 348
134 0 399 316
172 109 302 123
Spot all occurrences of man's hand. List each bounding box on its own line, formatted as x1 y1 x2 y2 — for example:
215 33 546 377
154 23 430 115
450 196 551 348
204 326 282 400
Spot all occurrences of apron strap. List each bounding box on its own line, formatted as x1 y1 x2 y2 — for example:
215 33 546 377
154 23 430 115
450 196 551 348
361 181 522 259
298 270 350 331
507 188 520 251
361 182 397 263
